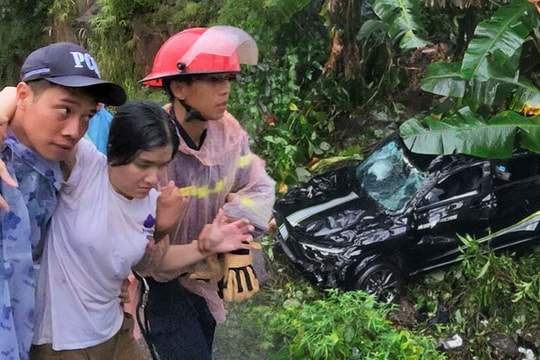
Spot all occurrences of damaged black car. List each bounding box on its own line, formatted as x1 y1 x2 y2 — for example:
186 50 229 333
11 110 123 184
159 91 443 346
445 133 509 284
273 132 540 302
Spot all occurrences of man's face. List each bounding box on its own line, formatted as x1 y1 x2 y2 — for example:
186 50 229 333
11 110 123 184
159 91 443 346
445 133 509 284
16 83 97 161
172 73 234 121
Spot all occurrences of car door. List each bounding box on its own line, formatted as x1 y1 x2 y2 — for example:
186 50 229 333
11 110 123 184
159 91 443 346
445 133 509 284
408 161 494 274
490 154 540 249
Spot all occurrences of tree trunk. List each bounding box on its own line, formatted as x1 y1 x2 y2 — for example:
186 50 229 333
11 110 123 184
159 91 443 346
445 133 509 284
323 0 361 80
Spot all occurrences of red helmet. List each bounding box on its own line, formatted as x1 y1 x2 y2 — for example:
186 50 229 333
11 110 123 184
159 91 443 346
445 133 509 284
141 26 258 87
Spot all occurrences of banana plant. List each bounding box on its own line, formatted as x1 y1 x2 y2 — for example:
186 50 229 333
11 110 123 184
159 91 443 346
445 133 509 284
401 107 540 157
400 0 540 158
420 0 540 113
370 0 431 50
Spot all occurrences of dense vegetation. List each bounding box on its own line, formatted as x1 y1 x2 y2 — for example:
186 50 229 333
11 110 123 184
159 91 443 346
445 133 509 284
1 0 539 358
218 237 540 359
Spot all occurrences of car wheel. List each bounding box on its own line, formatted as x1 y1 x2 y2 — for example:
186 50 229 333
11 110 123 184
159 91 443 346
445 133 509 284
353 262 403 303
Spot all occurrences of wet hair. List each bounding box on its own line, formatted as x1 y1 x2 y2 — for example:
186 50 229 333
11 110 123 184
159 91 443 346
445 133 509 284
107 100 179 166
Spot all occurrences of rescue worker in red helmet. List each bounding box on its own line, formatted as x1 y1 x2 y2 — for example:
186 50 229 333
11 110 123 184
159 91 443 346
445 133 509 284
139 26 276 360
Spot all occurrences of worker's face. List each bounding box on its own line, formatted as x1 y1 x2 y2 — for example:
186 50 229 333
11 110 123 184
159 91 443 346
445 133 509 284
108 145 173 199
16 82 97 161
172 73 236 120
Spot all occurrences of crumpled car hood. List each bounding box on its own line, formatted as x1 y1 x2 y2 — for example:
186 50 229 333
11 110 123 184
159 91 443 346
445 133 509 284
276 163 400 248
293 196 393 246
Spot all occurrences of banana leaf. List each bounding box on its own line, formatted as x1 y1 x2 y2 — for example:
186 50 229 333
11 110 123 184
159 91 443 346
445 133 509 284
420 62 466 97
508 77 540 111
487 111 540 153
371 0 431 50
421 57 523 102
420 0 540 111
421 65 540 111
461 0 539 81
400 107 540 158
461 73 540 110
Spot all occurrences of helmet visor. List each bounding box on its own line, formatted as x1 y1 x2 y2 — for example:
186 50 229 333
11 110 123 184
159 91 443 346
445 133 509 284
180 26 258 68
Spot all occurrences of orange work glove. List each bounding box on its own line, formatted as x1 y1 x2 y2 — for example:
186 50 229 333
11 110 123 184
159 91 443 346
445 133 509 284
219 249 259 302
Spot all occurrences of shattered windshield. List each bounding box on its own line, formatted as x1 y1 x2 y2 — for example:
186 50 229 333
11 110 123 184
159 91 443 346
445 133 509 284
355 140 426 212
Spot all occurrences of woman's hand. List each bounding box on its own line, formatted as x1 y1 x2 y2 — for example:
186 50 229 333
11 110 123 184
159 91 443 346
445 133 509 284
162 103 172 113
155 180 186 236
0 86 17 146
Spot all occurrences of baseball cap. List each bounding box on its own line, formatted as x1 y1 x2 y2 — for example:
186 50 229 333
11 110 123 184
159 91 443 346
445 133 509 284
21 42 126 106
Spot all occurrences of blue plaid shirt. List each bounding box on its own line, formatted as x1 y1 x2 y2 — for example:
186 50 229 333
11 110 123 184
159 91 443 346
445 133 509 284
0 134 62 360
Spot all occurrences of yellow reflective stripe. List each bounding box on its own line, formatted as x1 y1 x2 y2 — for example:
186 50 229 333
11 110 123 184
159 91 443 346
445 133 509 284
214 179 225 192
177 179 227 198
238 154 252 168
178 186 197 196
240 197 255 208
197 187 210 197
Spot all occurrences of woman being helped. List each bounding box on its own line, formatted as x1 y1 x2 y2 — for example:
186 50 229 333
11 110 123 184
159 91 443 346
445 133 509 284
27 100 254 359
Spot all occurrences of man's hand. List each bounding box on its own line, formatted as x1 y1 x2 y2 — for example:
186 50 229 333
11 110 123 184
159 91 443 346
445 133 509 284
155 180 186 236
197 209 255 254
220 250 260 302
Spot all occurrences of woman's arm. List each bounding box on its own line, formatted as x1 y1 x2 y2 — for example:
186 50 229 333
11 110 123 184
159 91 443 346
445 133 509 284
134 209 255 281
0 87 21 210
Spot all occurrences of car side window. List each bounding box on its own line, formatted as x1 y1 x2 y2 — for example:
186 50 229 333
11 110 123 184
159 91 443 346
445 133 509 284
421 165 484 206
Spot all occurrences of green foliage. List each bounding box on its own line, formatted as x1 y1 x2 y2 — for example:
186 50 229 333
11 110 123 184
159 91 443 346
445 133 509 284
90 0 223 91
460 1 534 82
400 109 540 157
221 0 407 185
0 0 54 86
221 229 540 360
230 51 337 185
266 289 444 359
219 1 341 185
371 0 431 50
218 0 311 40
409 234 540 358
47 0 77 23
419 0 540 114
89 0 140 87
354 16 402 109
399 0 540 158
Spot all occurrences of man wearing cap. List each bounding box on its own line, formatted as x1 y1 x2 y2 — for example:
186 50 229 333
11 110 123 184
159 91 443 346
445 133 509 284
0 42 125 360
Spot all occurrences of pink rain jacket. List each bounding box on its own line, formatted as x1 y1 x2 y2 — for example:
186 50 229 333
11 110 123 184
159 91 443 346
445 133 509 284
161 111 276 322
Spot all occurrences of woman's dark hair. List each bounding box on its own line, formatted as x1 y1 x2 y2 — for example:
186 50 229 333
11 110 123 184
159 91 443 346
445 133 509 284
107 100 179 166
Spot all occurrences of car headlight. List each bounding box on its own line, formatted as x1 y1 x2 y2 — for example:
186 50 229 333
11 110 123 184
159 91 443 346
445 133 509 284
299 241 345 256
